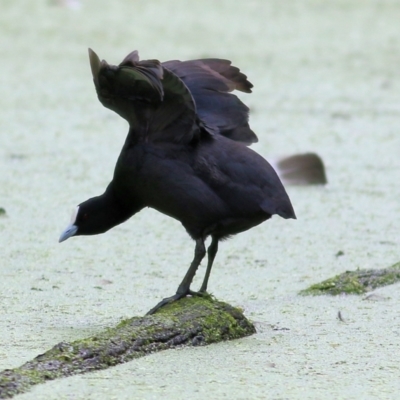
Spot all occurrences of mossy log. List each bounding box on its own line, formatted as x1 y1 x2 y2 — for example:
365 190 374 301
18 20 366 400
0 297 255 399
300 261 400 296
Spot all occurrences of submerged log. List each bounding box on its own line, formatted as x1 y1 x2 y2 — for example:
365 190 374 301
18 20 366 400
0 297 255 399
300 261 400 296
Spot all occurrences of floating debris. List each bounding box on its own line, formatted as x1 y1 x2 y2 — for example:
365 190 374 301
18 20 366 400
273 152 327 186
337 311 345 322
300 262 400 295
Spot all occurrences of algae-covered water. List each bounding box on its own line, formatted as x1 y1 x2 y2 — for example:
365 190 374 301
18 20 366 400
1 0 400 398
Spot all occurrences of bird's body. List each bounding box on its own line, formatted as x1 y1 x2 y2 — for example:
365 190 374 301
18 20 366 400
60 49 295 314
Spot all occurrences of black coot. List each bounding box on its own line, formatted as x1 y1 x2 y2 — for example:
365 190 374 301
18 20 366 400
59 49 296 314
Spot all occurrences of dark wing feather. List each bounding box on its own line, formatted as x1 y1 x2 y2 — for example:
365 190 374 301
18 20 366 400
89 49 197 144
147 68 197 144
192 59 253 93
118 51 164 102
195 135 296 219
162 59 258 145
89 48 164 110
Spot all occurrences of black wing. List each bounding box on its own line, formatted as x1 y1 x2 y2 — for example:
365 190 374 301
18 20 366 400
89 48 198 145
162 58 258 145
89 49 256 145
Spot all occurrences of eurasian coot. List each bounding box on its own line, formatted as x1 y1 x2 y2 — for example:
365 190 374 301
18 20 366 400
59 49 296 314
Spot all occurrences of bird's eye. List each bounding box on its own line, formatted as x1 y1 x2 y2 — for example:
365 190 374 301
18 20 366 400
81 213 88 222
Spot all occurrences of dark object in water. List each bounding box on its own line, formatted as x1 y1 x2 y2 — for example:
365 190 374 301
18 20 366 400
59 49 296 314
273 153 327 186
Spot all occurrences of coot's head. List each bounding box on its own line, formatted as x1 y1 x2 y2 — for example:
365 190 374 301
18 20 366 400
59 200 104 242
59 195 128 242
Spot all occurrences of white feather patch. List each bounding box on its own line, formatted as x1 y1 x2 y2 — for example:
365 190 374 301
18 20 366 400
70 206 79 224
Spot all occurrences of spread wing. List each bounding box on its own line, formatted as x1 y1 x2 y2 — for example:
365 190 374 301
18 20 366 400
162 58 258 144
90 48 164 106
89 48 198 145
89 49 256 146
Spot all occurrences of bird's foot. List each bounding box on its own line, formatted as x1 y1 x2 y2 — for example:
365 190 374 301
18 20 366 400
146 292 186 315
188 289 207 297
146 290 208 315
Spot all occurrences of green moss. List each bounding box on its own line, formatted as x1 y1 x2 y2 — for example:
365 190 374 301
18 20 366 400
0 296 255 399
300 262 400 296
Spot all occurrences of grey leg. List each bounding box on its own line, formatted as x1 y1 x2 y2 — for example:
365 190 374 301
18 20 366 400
199 236 218 293
146 238 206 315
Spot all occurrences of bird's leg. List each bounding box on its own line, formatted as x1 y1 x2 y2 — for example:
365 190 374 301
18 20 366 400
199 236 218 293
146 238 206 315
